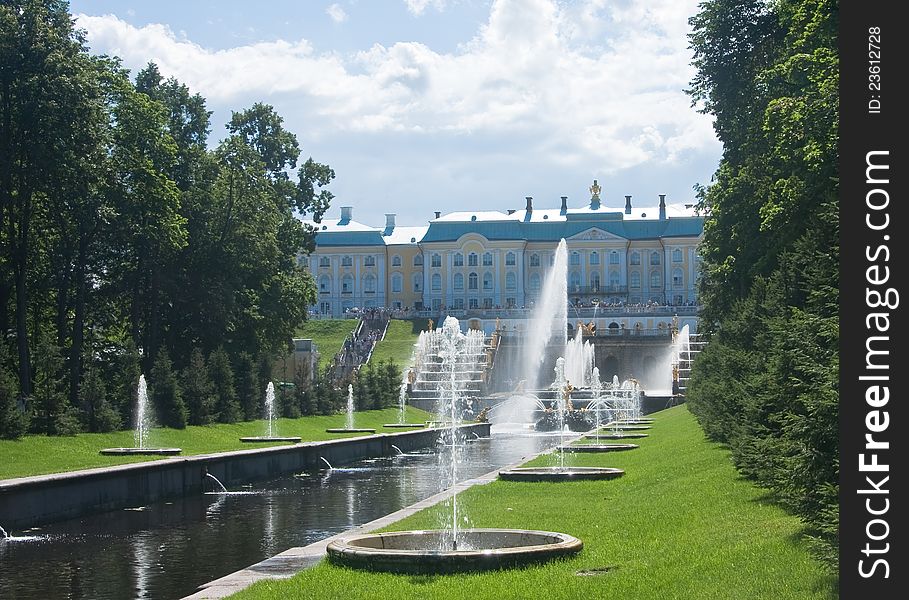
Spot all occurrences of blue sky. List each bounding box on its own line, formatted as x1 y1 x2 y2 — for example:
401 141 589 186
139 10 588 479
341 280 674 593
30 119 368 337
70 0 721 226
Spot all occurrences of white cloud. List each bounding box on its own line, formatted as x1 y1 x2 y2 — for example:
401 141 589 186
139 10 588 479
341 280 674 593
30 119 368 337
326 3 348 23
403 0 446 16
74 0 720 222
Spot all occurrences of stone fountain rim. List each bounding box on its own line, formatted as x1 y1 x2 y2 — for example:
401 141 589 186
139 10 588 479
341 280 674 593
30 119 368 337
239 436 302 443
99 447 182 455
556 443 639 452
326 528 583 572
325 428 377 433
498 466 625 481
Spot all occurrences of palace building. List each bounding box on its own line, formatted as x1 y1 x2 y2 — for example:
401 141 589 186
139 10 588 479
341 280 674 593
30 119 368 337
302 181 704 331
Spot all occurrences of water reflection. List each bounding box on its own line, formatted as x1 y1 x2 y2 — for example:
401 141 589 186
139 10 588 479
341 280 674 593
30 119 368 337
0 430 559 600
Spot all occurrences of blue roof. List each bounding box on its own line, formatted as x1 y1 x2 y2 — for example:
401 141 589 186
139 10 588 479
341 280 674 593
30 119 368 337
314 230 386 247
419 217 703 243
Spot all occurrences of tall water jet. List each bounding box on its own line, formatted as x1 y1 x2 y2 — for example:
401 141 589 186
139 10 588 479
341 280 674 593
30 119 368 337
264 382 276 437
521 239 568 390
437 316 468 551
101 375 182 455
563 328 595 387
346 384 355 430
240 382 301 443
135 374 150 450
326 383 375 434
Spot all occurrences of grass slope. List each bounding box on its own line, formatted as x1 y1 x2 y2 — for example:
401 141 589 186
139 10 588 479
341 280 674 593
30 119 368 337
368 319 428 368
0 407 429 480
234 406 836 600
296 319 359 369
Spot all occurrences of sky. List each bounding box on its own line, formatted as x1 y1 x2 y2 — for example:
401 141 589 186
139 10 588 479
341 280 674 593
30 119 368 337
70 0 722 226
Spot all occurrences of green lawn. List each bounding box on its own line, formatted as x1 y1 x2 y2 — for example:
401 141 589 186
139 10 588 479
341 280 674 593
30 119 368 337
296 319 359 369
233 406 836 600
0 407 430 480
368 319 428 368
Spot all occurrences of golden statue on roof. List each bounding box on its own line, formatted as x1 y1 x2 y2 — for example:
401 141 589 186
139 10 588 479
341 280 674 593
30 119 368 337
589 179 601 201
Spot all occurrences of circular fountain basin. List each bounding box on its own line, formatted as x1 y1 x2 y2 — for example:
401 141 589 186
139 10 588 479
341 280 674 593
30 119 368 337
325 428 376 434
326 528 582 574
382 423 425 429
498 467 624 482
239 436 301 443
99 447 182 456
620 419 653 425
556 444 638 453
585 432 649 440
608 425 651 430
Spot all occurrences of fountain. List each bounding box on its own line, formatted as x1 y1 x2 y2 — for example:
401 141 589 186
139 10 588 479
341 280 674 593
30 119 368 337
383 359 424 429
327 316 584 572
240 382 301 443
500 361 625 482
326 384 376 434
100 375 182 455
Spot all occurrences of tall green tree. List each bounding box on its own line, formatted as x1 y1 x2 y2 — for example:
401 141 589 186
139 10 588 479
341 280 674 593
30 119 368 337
686 0 838 563
182 348 215 425
209 347 240 423
149 348 186 429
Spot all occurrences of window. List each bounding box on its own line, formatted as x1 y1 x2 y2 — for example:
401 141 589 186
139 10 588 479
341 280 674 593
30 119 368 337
483 252 493 266
529 273 541 292
483 297 493 309
468 272 479 290
319 275 331 293
393 301 402 309
319 301 331 314
609 270 620 287
431 273 442 291
469 298 479 309
650 271 662 287
505 252 516 266
549 254 555 266
650 252 661 265
453 273 464 291
610 251 619 265
364 274 376 293
341 255 353 267
432 298 442 310
453 253 464 267
529 253 540 267
570 252 581 266
392 255 402 267
413 274 422 292
630 252 641 265
630 271 641 288
672 248 683 263
590 252 599 265
569 271 581 290
414 254 423 267
506 297 516 308
482 272 493 290
364 255 376 267
505 272 516 291
590 272 600 291
391 274 402 293
431 253 441 268
342 274 354 293
454 298 465 309
468 253 478 267
672 268 684 288
319 256 330 268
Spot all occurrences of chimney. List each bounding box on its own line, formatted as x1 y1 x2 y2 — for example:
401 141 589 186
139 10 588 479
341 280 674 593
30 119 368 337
560 196 568 214
384 213 396 235
525 196 533 212
507 209 516 215
659 194 666 220
434 211 441 219
340 206 352 222
625 195 632 215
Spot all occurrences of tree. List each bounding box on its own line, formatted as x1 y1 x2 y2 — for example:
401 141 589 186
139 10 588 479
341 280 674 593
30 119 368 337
686 0 838 564
209 347 240 423
0 343 28 438
234 351 260 421
79 360 121 433
182 348 215 425
150 348 186 429
30 335 75 435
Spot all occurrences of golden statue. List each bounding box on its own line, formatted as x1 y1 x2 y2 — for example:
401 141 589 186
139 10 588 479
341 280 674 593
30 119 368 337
563 380 575 411
495 317 502 331
589 179 602 200
426 318 434 331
